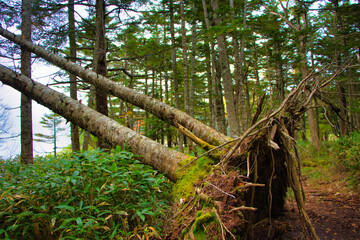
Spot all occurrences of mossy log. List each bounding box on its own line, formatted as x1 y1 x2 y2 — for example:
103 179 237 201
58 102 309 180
166 121 291 239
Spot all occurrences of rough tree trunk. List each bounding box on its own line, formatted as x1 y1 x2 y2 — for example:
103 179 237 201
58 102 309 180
20 0 33 164
0 26 231 147
211 0 241 138
170 0 184 151
0 64 193 182
202 0 227 135
93 0 110 150
68 0 80 153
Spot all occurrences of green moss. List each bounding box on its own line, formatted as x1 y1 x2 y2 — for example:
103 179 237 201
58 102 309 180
173 156 214 200
193 210 217 239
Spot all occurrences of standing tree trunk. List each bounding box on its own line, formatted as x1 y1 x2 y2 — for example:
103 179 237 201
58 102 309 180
20 0 33 164
170 0 184 151
82 86 95 151
68 0 80 152
53 117 57 157
298 9 321 151
190 12 196 119
274 40 285 102
274 0 321 150
211 0 240 138
202 0 227 135
180 0 194 153
180 0 190 116
93 0 109 150
231 0 248 132
333 0 350 136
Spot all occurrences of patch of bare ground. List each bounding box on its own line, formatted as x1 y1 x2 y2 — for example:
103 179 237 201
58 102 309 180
253 172 360 240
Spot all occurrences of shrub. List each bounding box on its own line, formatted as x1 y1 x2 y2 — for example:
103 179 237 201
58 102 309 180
0 147 171 239
334 132 360 187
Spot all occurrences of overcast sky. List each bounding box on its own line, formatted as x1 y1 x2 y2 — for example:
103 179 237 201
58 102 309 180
0 61 71 160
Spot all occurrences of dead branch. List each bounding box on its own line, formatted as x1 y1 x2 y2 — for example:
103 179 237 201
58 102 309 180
214 209 236 240
206 181 235 199
237 183 265 189
229 206 258 212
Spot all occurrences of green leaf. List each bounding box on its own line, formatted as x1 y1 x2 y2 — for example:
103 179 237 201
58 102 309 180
72 170 80 177
136 210 145 221
55 205 75 213
83 219 95 229
76 217 83 228
110 225 118 239
111 162 117 172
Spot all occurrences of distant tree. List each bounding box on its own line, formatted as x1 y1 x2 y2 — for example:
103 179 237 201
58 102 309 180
0 100 11 143
35 113 66 157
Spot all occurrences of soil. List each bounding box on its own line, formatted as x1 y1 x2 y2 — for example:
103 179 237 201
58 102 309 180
253 172 360 240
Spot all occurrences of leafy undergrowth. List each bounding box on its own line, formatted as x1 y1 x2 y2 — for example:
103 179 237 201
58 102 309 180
252 138 360 239
0 147 172 239
299 133 360 192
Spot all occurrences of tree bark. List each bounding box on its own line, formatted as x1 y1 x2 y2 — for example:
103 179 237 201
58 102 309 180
190 13 196 118
275 0 320 150
20 0 33 164
68 0 80 153
201 0 227 135
298 15 321 151
0 26 231 147
94 0 110 150
180 0 190 116
231 0 248 132
171 0 183 151
0 64 193 182
82 85 95 151
274 40 285 102
333 0 350 136
211 0 240 138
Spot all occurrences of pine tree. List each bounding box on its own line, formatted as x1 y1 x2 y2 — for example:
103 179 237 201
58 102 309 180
35 113 66 157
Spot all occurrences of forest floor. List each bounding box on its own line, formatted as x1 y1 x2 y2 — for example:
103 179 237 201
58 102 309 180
253 165 360 240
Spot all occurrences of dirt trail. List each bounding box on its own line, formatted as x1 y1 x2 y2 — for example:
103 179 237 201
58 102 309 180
254 173 360 239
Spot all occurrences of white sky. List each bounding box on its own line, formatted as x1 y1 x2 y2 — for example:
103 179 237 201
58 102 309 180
0 62 71 159
0 3 91 159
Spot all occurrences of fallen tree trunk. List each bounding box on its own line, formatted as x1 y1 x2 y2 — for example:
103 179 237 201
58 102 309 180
0 64 194 181
1 63 320 239
0 26 231 147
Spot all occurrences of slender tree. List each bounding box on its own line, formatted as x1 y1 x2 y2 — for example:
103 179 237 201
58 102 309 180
20 0 33 164
268 0 321 150
201 0 227 134
93 0 109 150
68 0 80 152
170 0 184 151
35 113 66 157
211 0 240 138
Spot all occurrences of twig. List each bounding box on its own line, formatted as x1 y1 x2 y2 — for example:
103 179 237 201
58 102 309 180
206 181 235 199
237 183 265 189
229 206 257 213
214 208 236 240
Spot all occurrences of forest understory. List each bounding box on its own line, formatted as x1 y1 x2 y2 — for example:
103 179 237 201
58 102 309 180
252 159 360 240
